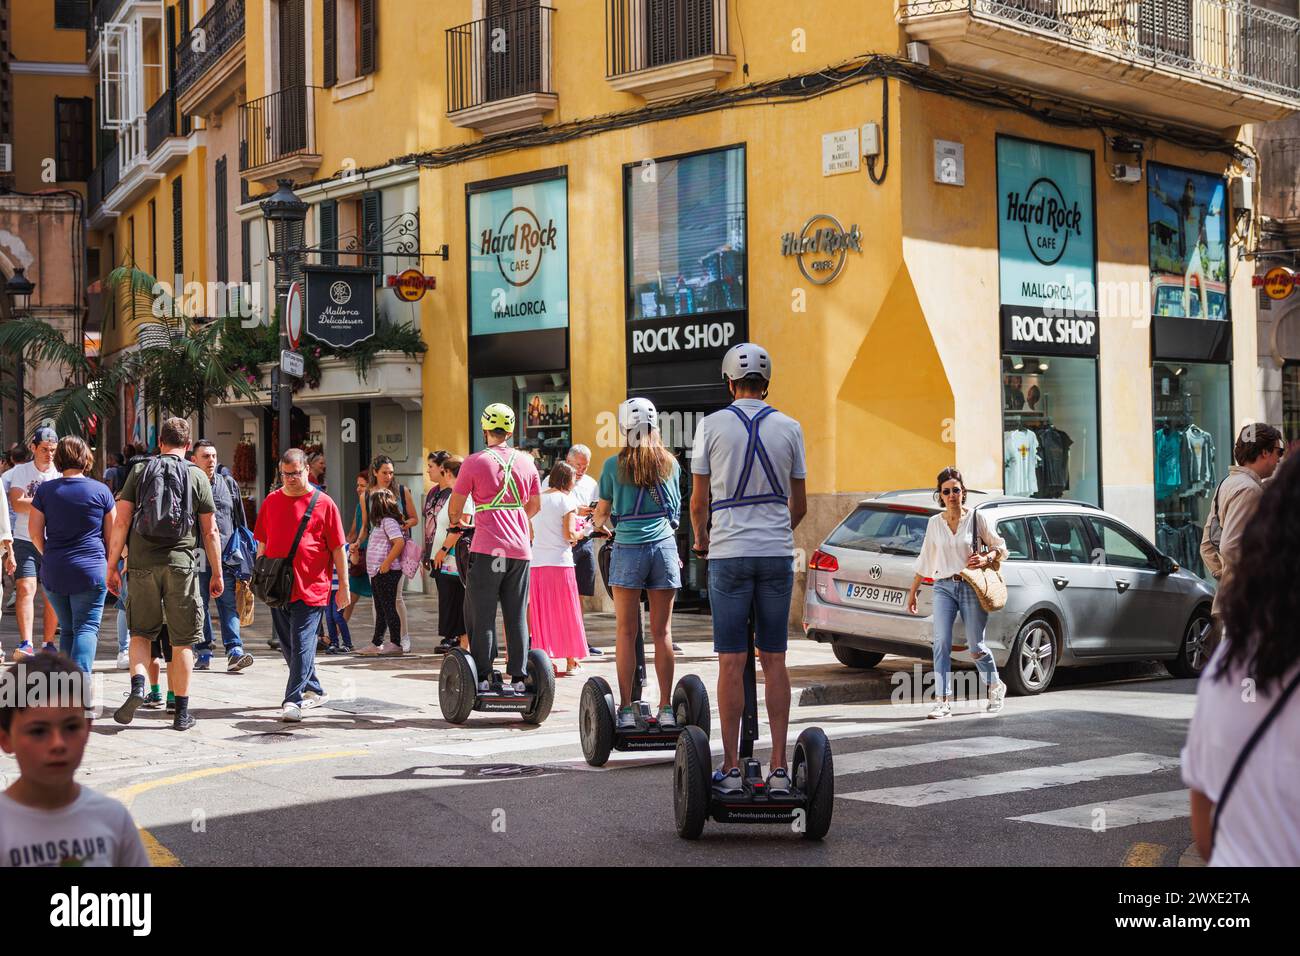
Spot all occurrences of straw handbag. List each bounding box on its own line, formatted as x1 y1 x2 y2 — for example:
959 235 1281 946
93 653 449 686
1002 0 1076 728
958 507 1008 612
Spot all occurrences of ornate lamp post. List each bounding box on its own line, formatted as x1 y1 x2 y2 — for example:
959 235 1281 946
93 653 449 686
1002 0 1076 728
260 179 308 458
5 266 35 444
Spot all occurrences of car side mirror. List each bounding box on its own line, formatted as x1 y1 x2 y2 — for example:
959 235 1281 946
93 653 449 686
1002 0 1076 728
1157 555 1178 575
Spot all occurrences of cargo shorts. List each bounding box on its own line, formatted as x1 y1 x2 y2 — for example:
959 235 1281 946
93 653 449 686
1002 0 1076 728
126 564 203 646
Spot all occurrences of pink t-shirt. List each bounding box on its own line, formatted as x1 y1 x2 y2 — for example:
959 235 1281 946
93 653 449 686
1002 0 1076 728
453 445 540 562
366 517 404 578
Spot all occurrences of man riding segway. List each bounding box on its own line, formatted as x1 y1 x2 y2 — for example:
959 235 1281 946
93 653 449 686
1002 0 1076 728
439 403 554 724
675 342 830 840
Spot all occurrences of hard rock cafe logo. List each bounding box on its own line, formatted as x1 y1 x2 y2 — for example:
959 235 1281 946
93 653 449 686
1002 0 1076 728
479 206 559 288
1005 177 1083 267
780 214 862 285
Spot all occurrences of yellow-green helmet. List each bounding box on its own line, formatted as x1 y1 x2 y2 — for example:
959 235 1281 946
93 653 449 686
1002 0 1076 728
480 402 515 433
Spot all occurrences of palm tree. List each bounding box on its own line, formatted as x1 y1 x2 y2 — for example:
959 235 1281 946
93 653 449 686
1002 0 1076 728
0 262 260 440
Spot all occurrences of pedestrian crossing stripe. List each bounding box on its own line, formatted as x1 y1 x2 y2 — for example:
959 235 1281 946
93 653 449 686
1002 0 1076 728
833 735 1055 775
838 753 1181 807
1009 789 1191 830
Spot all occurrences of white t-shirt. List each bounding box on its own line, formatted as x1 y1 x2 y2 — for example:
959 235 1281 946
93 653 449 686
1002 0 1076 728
6 460 59 542
1003 429 1039 497
691 400 807 560
913 509 1009 580
542 472 597 538
0 787 150 867
1181 643 1300 867
530 491 577 568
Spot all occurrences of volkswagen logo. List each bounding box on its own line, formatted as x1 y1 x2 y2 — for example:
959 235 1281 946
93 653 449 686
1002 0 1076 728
329 281 352 305
869 565 882 580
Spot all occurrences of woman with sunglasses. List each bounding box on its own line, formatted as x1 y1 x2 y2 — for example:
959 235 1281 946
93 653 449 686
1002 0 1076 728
905 467 1009 719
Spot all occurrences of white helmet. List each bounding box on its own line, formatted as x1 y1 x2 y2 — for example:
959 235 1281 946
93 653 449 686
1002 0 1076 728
618 397 658 436
721 342 772 382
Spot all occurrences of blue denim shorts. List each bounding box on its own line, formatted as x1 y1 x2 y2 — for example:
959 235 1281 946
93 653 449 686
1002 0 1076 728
13 539 41 580
608 537 681 591
708 556 794 654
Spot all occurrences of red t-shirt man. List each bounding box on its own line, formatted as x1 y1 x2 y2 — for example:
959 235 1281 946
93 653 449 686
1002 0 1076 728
254 486 346 606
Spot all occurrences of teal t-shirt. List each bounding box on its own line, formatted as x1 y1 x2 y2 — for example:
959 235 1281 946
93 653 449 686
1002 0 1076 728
598 455 681 545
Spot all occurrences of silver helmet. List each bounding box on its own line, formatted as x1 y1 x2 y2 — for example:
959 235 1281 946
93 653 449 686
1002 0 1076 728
721 342 772 382
617 396 658 436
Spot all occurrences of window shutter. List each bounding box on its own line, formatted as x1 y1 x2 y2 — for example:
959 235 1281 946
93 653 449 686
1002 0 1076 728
685 0 714 59
319 199 338 266
215 156 229 285
55 97 92 181
241 218 251 286
323 0 338 88
172 175 184 282
361 189 382 278
359 0 378 76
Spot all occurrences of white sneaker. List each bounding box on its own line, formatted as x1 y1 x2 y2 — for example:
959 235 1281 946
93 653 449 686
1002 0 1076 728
986 681 1007 714
766 767 793 794
382 642 402 656
400 634 411 654
477 680 491 694
301 691 329 710
656 706 677 729
116 650 131 670
927 700 952 720
281 702 302 722
616 705 637 731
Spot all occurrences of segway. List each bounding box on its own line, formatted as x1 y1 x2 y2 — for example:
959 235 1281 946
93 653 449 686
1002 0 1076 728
673 613 833 840
438 536 556 725
578 541 710 767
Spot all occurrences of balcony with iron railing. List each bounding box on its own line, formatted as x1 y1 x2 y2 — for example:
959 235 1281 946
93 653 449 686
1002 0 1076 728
238 85 322 185
87 142 120 216
606 0 735 102
446 5 557 134
145 89 176 154
175 0 246 116
897 0 1300 128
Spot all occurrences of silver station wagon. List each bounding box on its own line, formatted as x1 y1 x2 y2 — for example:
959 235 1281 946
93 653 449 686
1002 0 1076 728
802 491 1216 694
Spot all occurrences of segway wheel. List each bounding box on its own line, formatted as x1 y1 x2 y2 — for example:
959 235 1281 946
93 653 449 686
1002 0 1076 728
672 674 711 737
579 676 616 767
438 648 478 725
674 725 711 840
792 727 834 840
522 648 555 725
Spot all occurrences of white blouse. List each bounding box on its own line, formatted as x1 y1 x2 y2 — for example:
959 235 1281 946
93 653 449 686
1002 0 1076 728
912 508 1008 581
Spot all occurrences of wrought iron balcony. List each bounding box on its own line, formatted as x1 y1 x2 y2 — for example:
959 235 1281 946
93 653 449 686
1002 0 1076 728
175 0 245 98
238 85 321 183
897 1 1300 126
145 89 177 154
605 0 734 101
88 143 120 214
446 6 557 133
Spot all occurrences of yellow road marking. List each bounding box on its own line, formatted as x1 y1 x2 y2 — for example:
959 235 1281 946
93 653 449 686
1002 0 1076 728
110 749 368 866
1123 842 1167 867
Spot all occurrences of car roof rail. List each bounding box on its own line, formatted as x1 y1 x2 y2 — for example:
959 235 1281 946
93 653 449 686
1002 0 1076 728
978 497 1101 511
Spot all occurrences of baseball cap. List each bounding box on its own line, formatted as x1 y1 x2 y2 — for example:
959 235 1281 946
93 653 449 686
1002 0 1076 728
30 426 57 446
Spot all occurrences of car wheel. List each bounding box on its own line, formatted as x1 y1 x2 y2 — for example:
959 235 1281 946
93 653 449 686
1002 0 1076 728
1004 617 1058 696
1166 610 1213 679
831 644 885 670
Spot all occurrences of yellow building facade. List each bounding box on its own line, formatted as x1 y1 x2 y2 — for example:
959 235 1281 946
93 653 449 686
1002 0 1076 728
80 1 1300 603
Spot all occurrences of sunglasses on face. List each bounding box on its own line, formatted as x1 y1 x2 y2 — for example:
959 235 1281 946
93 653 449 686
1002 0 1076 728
940 487 962 497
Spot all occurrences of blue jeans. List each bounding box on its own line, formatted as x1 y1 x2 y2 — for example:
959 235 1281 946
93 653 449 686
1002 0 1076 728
197 568 242 655
608 536 681 590
931 578 1000 697
326 589 352 649
708 556 794 654
270 601 325 705
116 571 129 654
47 584 107 674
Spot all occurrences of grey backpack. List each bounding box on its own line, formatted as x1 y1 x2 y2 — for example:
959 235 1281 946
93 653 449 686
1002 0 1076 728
132 456 194 545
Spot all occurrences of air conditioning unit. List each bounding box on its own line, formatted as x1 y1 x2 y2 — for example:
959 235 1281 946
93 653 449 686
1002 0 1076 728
0 144 12 174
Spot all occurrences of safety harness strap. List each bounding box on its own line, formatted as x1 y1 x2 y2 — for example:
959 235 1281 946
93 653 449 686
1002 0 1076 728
474 447 525 512
710 404 788 513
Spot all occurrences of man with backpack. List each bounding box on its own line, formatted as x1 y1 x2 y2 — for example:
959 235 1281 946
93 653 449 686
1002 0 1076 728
106 418 223 732
1200 423 1285 623
192 440 253 673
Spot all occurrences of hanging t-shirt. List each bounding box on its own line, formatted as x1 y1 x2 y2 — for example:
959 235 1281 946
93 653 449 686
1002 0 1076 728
1184 426 1215 497
1003 429 1039 497
531 491 578 568
6 460 59 542
1036 427 1073 498
1154 427 1183 500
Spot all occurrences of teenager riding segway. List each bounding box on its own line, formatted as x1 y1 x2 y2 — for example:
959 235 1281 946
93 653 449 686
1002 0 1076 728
581 398 709 766
674 342 832 839
438 403 555 724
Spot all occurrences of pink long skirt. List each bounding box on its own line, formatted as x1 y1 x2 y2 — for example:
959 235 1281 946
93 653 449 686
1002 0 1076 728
528 566 589 660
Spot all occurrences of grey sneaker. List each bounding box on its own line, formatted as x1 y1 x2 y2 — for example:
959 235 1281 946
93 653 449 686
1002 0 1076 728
656 705 677 729
616 705 637 731
986 681 1007 714
301 691 329 710
712 767 742 792
928 699 952 720
766 767 793 794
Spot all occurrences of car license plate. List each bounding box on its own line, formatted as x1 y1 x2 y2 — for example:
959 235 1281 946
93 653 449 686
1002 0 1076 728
843 583 906 607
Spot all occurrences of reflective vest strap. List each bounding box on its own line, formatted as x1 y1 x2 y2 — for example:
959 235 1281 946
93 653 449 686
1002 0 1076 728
612 481 673 524
710 404 787 512
475 447 524 512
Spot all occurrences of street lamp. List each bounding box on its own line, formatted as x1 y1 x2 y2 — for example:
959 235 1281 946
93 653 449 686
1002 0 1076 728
5 266 35 444
260 178 307 458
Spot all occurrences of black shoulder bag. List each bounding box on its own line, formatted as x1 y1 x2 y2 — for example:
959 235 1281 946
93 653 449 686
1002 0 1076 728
1210 666 1300 853
251 490 320 609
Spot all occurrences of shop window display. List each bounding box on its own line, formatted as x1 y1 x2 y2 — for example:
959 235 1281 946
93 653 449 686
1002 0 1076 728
1151 362 1231 581
471 372 571 474
1001 355 1098 505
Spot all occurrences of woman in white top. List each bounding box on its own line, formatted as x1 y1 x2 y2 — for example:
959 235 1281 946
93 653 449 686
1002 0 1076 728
905 467 1009 719
527 461 589 676
1182 454 1300 866
427 455 469 653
